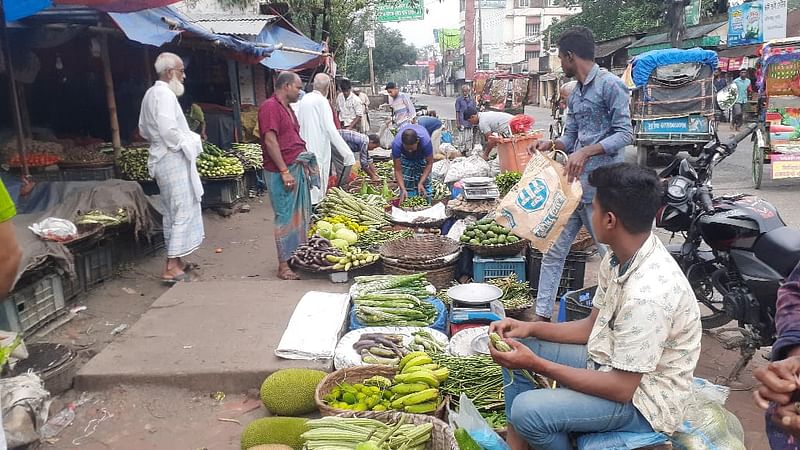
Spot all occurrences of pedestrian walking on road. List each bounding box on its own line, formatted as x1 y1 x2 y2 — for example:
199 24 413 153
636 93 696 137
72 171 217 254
138 52 205 283
732 69 751 131
297 74 355 205
258 71 320 281
455 85 478 153
386 81 416 126
353 86 371 133
529 26 633 321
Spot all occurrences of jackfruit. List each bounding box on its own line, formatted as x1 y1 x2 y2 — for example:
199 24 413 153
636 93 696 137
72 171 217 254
259 368 327 416
241 417 308 450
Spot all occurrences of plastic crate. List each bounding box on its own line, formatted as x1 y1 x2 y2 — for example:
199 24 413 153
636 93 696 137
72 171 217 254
1 273 66 333
76 241 114 289
62 166 115 181
557 285 597 323
528 248 589 298
473 255 527 282
202 177 245 207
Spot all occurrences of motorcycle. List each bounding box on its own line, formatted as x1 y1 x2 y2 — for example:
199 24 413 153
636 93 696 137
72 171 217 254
657 123 800 381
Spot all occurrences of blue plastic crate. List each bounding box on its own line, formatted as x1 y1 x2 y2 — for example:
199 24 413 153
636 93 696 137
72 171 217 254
557 285 597 323
473 255 527 282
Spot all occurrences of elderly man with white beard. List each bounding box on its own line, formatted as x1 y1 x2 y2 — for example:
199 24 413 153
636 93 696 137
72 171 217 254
138 52 205 283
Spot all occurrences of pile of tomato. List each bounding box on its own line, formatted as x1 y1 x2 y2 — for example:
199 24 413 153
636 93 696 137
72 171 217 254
7 153 61 168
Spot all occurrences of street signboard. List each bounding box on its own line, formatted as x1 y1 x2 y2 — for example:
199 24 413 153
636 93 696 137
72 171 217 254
764 0 788 41
728 1 764 47
376 0 424 22
364 30 375 48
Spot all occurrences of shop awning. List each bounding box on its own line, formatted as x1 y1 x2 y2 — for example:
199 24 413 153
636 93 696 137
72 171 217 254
3 0 181 22
255 22 325 71
108 6 276 63
595 37 638 59
718 44 762 58
191 16 277 37
628 22 725 57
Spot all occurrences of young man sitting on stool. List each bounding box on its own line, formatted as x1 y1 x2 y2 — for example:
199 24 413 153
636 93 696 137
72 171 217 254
490 163 702 450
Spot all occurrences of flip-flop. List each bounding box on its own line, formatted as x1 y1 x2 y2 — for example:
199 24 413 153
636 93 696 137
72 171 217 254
162 273 191 284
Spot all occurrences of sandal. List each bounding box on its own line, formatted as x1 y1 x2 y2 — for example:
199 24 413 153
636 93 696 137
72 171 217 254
162 273 191 284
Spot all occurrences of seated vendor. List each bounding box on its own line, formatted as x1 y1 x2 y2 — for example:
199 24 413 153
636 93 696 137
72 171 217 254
392 124 433 203
489 162 702 450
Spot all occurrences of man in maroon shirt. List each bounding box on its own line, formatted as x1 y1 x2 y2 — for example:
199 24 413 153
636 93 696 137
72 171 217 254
259 71 311 280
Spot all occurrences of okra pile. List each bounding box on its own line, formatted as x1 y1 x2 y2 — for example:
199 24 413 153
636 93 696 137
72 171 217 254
323 352 449 414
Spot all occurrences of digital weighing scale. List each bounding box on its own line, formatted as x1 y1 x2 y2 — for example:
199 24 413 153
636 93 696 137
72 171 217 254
447 283 506 324
462 177 500 200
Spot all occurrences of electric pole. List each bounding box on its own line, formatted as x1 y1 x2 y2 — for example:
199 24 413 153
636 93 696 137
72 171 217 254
667 0 692 48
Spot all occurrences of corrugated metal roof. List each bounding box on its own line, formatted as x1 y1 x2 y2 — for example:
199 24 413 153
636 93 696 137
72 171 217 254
595 36 639 58
629 22 726 49
190 15 277 36
718 44 761 58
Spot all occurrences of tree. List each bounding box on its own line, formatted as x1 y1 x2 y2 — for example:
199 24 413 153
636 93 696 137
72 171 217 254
342 19 417 84
547 0 735 43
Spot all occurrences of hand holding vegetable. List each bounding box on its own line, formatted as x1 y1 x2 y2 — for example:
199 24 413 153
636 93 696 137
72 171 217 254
488 336 541 372
489 318 534 340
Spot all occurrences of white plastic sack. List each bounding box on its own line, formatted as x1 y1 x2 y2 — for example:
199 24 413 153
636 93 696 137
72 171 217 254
28 218 77 242
378 121 394 149
0 373 51 448
432 159 452 182
444 154 491 184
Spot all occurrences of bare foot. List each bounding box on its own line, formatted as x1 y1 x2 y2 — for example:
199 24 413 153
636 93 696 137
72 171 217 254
278 267 300 280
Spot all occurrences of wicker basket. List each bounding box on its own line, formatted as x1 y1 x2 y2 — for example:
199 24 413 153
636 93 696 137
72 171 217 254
467 239 528 257
380 235 460 263
315 365 448 420
383 261 457 291
331 411 458 450
570 227 594 252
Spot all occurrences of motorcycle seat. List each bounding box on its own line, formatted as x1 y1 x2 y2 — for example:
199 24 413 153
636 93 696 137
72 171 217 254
753 226 800 278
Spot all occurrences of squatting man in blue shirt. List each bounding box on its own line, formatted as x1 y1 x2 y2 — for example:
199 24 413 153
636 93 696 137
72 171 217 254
530 26 634 322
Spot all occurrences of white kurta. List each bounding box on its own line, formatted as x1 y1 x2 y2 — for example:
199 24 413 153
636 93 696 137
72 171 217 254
297 91 355 204
138 81 205 258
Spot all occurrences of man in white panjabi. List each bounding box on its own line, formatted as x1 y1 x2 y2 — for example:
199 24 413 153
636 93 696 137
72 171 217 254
353 86 371 134
296 73 355 205
138 52 204 283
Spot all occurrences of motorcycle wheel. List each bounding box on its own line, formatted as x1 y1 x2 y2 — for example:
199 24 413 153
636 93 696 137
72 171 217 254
691 274 733 329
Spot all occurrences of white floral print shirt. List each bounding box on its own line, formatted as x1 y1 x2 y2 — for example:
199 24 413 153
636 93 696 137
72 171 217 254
587 234 702 434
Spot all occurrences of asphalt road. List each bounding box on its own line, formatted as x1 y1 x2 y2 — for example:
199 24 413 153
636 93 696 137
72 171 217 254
414 93 800 228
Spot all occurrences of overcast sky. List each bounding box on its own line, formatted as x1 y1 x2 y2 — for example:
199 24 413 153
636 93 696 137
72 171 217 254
385 0 461 48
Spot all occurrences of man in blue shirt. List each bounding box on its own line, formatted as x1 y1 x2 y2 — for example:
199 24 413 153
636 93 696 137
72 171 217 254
732 69 751 131
416 111 443 137
455 85 478 153
391 124 434 203
339 129 381 181
531 26 633 322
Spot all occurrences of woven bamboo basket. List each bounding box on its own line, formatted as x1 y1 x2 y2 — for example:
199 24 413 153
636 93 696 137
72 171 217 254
381 252 460 271
380 235 460 263
315 365 448 421
383 262 457 291
466 238 528 257
330 411 458 450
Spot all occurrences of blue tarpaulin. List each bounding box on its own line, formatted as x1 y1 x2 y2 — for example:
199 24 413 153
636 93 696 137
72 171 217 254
108 6 275 63
256 22 324 70
632 48 718 87
4 0 52 22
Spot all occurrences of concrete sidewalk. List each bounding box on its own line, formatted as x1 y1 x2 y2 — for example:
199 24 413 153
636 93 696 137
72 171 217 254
75 279 348 393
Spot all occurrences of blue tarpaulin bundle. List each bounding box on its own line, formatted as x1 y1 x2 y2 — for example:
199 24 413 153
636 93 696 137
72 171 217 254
632 48 718 87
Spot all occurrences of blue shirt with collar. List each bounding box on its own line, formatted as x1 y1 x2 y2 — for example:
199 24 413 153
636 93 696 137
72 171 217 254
558 64 633 203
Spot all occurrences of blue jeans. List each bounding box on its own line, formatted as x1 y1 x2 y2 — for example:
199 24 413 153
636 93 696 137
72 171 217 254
535 202 605 319
504 339 654 450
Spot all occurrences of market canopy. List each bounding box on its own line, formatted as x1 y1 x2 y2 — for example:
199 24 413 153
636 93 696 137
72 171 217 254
255 22 325 71
3 0 181 22
108 6 276 64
